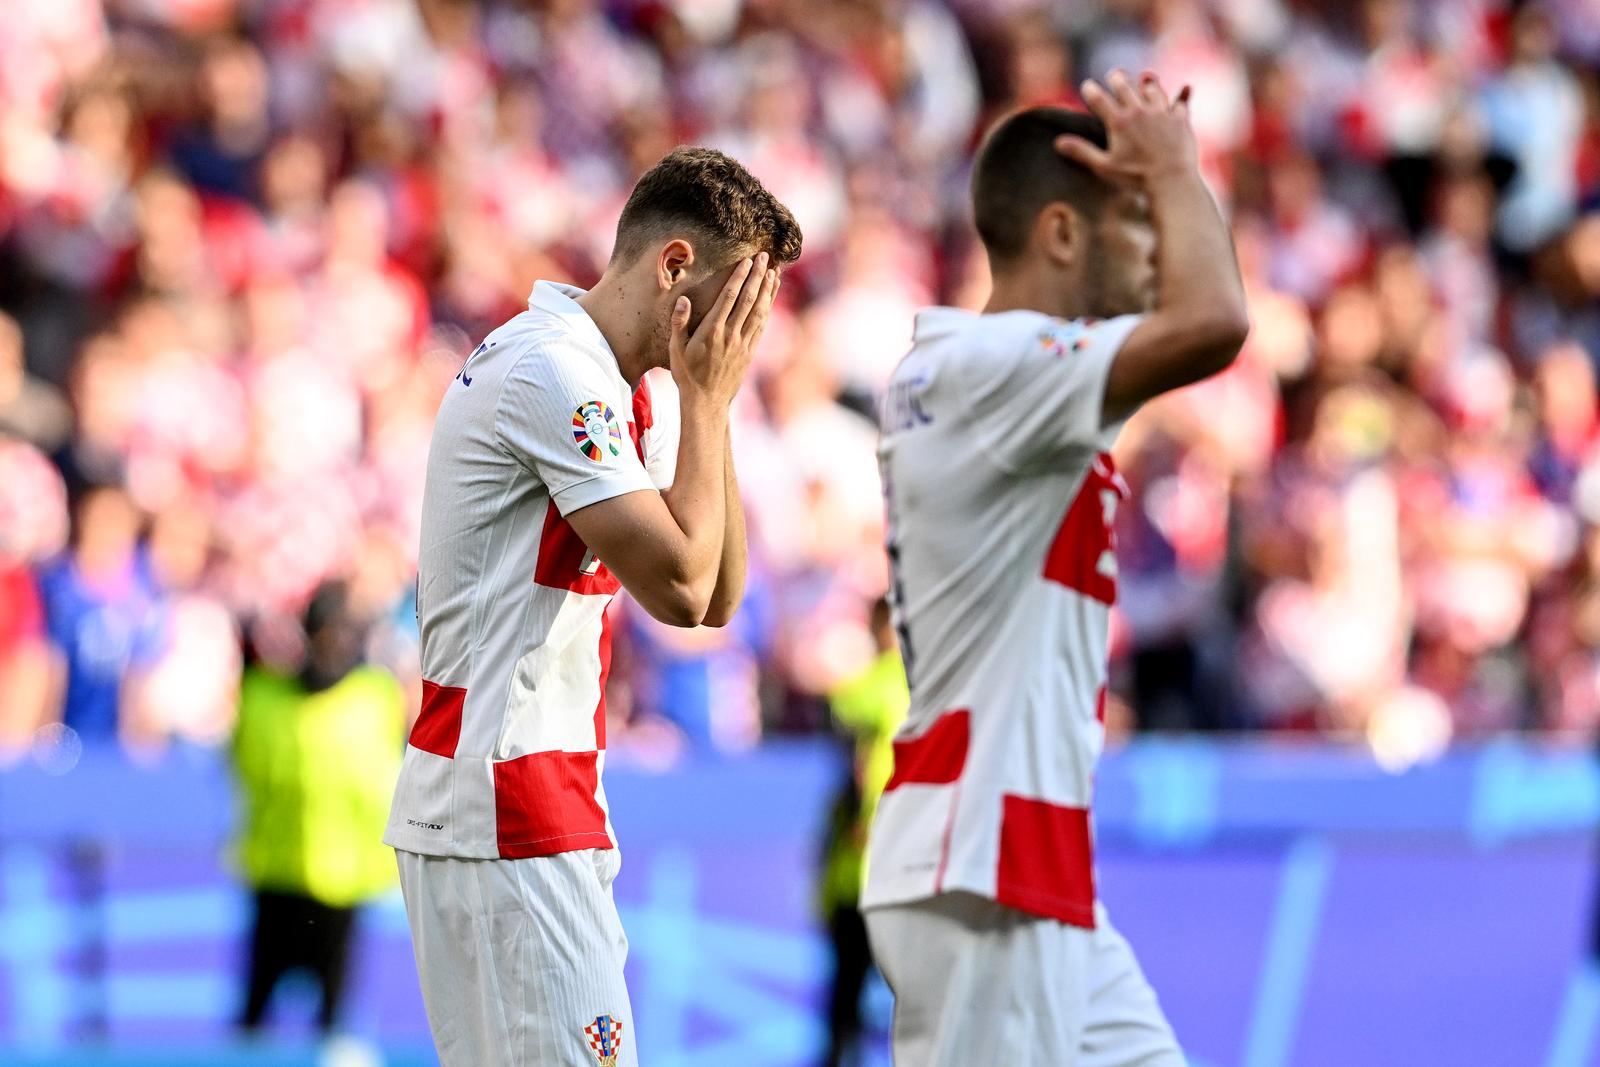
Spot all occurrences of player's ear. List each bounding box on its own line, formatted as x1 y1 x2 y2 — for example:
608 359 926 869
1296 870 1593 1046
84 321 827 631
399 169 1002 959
656 239 695 292
1036 203 1080 269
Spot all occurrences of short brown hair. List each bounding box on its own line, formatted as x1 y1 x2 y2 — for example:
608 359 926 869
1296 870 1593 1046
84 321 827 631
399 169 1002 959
972 108 1112 265
611 146 803 268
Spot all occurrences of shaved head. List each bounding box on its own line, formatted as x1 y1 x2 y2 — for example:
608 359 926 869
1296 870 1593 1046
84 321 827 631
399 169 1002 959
972 107 1113 267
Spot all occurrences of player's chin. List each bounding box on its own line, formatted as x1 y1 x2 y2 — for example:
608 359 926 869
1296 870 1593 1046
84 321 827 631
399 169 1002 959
1103 291 1153 319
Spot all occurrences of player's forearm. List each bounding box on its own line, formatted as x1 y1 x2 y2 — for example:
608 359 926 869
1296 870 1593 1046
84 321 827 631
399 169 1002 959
702 437 748 628
1147 167 1248 367
657 392 730 623
1104 168 1249 422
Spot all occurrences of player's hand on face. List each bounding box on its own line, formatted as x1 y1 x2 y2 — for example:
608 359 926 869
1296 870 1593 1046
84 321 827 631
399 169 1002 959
1055 70 1198 187
668 251 779 407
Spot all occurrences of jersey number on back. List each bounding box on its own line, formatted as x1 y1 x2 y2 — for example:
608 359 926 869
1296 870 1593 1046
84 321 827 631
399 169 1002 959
1042 453 1128 606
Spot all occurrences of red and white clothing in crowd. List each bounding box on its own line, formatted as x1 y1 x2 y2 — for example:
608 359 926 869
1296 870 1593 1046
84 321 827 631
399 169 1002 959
387 280 677 1067
862 308 1182 1066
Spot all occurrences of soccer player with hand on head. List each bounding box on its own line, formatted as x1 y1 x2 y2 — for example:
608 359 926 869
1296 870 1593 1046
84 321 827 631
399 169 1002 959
385 147 799 1067
861 72 1246 1066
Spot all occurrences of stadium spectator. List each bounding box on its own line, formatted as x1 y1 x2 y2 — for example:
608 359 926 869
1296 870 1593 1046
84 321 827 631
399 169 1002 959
619 579 773 753
0 0 1596 760
1482 4 1585 251
37 485 165 748
141 501 241 746
0 310 71 453
0 552 50 749
0 435 67 749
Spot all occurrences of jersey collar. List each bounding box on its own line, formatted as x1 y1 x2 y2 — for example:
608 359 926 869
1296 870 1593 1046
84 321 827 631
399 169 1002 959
528 280 620 367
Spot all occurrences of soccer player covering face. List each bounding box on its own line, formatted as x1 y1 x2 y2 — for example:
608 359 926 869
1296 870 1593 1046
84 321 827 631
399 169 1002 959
385 147 799 1067
861 73 1247 1066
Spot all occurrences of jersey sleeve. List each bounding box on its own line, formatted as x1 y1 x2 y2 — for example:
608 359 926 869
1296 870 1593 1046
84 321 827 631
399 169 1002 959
641 371 680 490
969 314 1142 471
496 344 656 515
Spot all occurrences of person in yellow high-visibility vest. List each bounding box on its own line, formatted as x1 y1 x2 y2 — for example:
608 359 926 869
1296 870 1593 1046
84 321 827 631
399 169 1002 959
819 597 908 1067
231 581 406 1034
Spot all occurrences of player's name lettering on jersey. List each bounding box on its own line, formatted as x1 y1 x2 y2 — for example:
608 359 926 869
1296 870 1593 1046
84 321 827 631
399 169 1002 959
456 339 498 386
884 369 934 431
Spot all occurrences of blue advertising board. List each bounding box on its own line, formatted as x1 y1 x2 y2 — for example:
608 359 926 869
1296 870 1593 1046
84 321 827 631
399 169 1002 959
0 739 1596 1066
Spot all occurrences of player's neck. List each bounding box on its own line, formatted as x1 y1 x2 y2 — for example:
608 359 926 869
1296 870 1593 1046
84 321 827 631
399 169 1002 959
984 271 1087 322
574 273 653 388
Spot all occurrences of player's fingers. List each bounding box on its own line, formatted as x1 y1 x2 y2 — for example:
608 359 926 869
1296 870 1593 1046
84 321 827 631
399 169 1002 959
1078 79 1119 123
667 295 691 362
727 251 769 336
741 267 779 344
1106 68 1140 110
1055 134 1115 179
739 268 775 341
701 257 754 338
1173 84 1192 116
1140 71 1170 109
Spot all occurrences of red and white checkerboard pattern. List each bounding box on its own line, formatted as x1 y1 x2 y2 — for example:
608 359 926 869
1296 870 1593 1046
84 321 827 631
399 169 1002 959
583 1014 623 1066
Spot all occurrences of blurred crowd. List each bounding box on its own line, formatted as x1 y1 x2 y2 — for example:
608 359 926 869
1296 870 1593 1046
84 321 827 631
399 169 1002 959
0 0 1598 765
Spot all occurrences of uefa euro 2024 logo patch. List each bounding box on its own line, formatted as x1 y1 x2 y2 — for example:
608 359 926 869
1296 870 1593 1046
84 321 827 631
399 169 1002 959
584 1013 624 1066
572 401 623 461
1040 317 1102 358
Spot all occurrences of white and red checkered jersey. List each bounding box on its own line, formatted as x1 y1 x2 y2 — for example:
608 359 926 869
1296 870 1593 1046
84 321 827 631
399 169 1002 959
385 281 679 860
861 307 1142 929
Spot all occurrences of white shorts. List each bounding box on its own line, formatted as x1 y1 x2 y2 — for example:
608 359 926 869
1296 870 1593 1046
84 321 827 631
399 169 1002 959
865 893 1183 1067
396 847 636 1067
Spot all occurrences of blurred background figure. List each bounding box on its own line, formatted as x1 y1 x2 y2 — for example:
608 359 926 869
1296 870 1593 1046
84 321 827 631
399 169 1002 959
0 434 63 750
0 0 1594 755
232 581 404 1038
37 484 165 750
0 542 51 749
0 309 70 453
818 597 907 1067
617 579 773 754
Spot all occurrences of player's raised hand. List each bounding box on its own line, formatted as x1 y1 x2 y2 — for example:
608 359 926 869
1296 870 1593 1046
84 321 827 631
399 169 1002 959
1056 70 1197 187
668 251 779 407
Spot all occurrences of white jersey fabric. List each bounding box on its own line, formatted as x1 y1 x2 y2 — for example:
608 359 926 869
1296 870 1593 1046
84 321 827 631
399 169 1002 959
861 306 1142 928
396 848 637 1067
385 280 678 861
